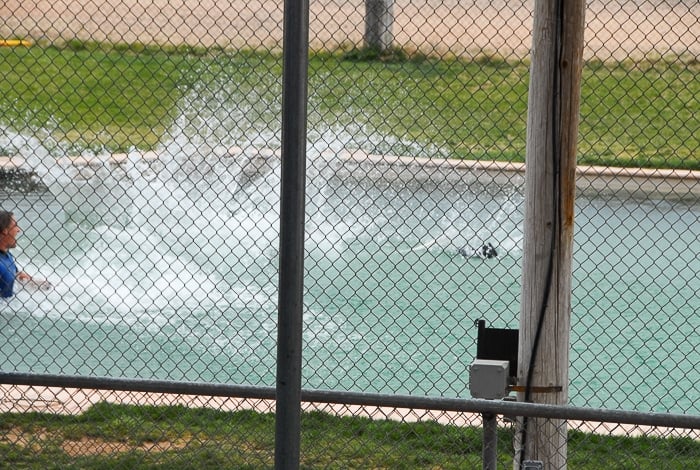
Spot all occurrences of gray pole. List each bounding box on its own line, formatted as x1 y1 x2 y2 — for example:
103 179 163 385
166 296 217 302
515 0 585 468
275 0 309 467
364 0 394 52
482 413 498 470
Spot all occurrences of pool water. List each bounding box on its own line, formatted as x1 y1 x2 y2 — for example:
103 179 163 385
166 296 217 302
1 90 697 415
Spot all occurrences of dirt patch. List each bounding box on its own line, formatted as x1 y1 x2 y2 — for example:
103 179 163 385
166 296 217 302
62 437 133 457
2 425 189 457
61 436 189 457
1 427 48 453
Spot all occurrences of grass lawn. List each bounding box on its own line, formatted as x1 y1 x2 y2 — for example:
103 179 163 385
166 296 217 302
1 402 698 469
0 41 698 170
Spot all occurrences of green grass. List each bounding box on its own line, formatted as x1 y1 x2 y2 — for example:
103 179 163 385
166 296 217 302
0 42 205 153
0 402 698 469
0 41 698 170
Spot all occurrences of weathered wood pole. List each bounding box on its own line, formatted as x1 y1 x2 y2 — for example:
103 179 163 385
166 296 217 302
515 1 585 469
364 0 394 52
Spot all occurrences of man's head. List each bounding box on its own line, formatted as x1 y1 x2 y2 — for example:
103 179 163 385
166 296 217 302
0 211 20 252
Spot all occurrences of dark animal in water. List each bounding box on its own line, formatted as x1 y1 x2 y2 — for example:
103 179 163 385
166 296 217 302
459 242 498 259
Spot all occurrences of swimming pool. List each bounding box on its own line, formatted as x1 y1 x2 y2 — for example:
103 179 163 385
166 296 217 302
1 130 697 416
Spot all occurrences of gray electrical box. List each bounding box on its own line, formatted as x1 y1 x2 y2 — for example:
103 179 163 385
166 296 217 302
522 461 544 470
469 359 510 399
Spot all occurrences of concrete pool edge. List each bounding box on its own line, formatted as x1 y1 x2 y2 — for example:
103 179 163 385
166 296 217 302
2 149 699 200
331 150 700 200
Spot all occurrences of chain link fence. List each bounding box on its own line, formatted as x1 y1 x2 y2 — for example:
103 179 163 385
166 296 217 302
1 0 698 468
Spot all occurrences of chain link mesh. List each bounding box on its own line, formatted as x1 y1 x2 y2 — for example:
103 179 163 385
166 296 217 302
1 0 698 467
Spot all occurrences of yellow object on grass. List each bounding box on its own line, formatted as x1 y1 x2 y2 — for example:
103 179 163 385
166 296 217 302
0 39 31 47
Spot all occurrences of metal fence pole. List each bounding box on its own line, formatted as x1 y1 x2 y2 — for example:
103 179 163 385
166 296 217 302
275 0 309 467
482 413 498 470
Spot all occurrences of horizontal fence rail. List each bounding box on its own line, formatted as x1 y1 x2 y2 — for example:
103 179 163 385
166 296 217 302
4 371 699 430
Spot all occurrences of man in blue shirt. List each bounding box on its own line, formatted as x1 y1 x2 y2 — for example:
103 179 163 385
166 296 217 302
0 210 33 297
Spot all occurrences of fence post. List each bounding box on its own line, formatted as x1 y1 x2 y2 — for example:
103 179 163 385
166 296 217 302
482 413 498 470
364 0 394 52
515 0 585 468
275 0 309 467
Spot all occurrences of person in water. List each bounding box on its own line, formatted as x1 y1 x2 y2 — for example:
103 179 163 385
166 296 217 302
0 210 47 297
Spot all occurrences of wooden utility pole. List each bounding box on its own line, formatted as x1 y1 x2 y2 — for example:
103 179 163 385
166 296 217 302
515 1 585 469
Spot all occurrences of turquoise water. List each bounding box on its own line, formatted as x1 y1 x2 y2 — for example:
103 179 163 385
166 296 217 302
1 161 697 414
571 197 699 413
